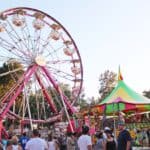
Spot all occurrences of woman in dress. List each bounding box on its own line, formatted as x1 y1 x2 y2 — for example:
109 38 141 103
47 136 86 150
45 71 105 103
104 130 116 150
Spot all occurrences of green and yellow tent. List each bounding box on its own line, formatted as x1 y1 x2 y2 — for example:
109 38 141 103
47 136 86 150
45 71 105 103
93 69 150 115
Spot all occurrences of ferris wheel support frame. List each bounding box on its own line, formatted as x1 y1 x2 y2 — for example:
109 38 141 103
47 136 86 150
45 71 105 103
41 66 75 132
0 65 38 122
35 73 58 113
41 66 75 113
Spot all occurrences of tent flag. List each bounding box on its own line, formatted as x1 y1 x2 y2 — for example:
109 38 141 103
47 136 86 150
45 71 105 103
118 66 123 81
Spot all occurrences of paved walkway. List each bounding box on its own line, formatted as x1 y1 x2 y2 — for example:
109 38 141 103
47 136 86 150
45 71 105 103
133 147 150 150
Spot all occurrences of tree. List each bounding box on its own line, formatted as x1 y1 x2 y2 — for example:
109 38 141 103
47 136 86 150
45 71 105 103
98 70 117 102
77 95 88 108
0 59 24 99
23 83 73 120
143 90 150 98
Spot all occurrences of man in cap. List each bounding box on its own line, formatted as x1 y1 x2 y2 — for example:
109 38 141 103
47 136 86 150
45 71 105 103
117 121 132 150
77 125 92 150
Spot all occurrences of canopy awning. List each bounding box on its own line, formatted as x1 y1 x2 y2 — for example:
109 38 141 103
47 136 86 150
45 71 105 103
92 68 150 115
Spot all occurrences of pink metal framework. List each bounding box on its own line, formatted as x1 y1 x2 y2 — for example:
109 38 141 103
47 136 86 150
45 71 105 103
0 7 83 136
35 73 58 113
0 65 75 135
1 7 83 101
41 66 76 113
0 65 38 121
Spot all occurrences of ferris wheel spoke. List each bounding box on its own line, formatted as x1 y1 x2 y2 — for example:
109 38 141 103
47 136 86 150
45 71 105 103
5 20 32 57
47 65 74 77
5 22 22 50
51 71 73 82
0 36 27 59
0 55 16 63
39 37 50 54
20 25 32 52
40 38 64 56
32 29 42 54
0 37 30 61
0 54 29 66
45 43 64 58
46 59 74 66
49 73 74 82
21 21 34 52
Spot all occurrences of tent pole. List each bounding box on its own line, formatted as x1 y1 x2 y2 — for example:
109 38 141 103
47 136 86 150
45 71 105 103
101 105 106 129
113 103 116 139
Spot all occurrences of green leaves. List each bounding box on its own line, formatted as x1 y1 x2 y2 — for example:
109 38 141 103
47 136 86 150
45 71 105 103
99 70 117 102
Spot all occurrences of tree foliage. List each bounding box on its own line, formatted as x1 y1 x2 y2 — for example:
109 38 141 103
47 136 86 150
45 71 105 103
76 93 88 108
143 90 150 99
99 70 117 102
0 59 24 98
0 60 24 115
23 83 73 120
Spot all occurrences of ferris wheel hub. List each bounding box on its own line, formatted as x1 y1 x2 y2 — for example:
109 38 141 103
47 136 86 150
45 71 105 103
35 55 46 66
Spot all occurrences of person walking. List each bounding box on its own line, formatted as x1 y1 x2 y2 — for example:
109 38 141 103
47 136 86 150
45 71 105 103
117 122 132 150
6 135 22 150
77 125 92 150
1 137 8 150
66 132 75 150
94 131 104 150
19 132 29 150
25 129 48 150
58 134 67 150
47 134 59 150
146 128 150 147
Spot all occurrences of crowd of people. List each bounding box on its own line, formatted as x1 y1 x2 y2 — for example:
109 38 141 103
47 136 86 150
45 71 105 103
0 121 149 150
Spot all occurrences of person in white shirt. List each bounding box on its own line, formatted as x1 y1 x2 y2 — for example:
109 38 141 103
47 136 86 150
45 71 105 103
25 129 48 150
77 125 92 150
47 134 59 150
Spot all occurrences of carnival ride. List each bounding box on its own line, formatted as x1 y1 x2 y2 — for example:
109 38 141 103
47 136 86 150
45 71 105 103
0 7 83 135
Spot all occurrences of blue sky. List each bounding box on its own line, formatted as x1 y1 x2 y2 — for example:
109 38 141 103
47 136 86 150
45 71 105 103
1 0 150 98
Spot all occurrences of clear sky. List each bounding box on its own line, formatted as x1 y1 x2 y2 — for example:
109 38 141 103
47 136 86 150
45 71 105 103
1 0 150 98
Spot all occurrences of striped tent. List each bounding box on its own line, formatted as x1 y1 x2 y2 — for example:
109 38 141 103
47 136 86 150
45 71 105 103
93 69 150 115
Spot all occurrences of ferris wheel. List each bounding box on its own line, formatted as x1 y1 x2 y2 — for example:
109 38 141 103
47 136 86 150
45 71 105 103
0 7 83 131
